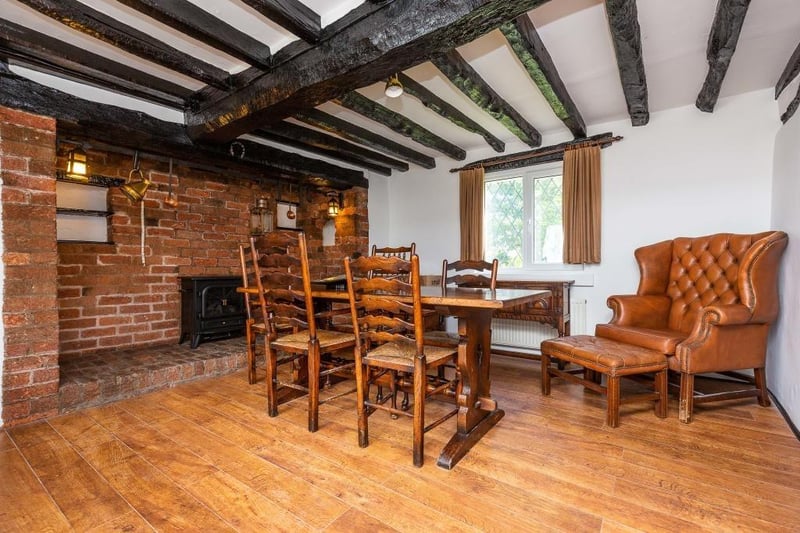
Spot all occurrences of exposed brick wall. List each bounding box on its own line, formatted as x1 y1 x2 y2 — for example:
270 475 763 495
56 148 369 357
0 105 369 426
1 107 60 426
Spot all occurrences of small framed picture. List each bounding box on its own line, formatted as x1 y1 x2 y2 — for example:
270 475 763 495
276 201 299 229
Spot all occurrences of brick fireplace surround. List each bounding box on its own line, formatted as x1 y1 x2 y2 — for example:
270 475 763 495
0 106 369 427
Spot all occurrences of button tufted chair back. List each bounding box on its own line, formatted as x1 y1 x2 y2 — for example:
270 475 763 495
666 233 764 333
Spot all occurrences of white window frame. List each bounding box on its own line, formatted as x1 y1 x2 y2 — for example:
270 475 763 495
484 162 583 276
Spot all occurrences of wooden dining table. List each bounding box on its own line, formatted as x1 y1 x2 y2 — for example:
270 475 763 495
313 285 551 469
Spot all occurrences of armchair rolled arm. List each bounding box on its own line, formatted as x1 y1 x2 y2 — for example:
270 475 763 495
607 294 671 328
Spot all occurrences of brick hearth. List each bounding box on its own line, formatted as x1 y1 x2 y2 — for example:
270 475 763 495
58 338 248 413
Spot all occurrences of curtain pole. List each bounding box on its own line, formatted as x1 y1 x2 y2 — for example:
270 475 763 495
450 134 622 173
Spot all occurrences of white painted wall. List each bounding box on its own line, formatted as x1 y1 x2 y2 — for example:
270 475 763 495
377 87 796 425
386 89 778 327
770 87 800 426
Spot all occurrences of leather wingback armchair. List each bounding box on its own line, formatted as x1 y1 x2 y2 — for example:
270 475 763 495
595 231 788 423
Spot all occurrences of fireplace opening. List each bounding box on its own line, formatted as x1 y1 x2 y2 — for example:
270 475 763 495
180 276 246 348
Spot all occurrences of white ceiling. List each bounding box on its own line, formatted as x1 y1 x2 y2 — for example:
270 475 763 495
3 0 800 165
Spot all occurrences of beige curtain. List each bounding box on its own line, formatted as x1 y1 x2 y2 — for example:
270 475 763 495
459 167 484 261
562 144 601 264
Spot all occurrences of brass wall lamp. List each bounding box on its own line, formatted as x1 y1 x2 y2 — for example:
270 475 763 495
65 146 89 181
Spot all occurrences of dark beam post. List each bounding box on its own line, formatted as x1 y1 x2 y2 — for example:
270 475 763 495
397 73 505 153
696 0 751 113
431 50 542 147
500 16 586 138
15 0 231 89
604 0 649 126
336 92 466 160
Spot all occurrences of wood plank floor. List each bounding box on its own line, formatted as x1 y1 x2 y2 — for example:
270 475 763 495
2 355 800 532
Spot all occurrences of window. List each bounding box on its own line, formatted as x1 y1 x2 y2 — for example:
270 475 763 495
484 162 566 269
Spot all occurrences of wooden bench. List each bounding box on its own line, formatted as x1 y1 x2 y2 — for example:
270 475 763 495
540 335 668 427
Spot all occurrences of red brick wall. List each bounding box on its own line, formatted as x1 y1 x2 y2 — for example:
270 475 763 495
0 105 369 426
1 107 60 425
56 148 369 357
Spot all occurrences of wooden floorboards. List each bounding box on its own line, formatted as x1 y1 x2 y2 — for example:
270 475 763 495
2 355 800 531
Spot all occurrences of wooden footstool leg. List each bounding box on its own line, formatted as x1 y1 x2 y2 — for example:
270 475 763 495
541 352 551 395
754 367 771 407
655 368 668 418
606 375 620 428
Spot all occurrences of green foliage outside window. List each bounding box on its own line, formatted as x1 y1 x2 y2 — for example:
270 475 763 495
484 173 563 268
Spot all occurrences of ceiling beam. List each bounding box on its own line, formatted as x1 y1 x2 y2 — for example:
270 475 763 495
696 0 751 113
336 92 466 160
775 42 800 99
114 0 272 69
186 0 552 143
604 0 649 126
500 16 586 138
0 18 190 109
239 0 321 43
294 108 436 169
15 0 232 89
431 50 541 147
780 83 800 123
234 138 366 187
255 122 405 175
397 73 505 153
0 68 366 189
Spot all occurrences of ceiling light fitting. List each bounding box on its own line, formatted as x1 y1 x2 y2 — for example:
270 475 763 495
384 73 403 98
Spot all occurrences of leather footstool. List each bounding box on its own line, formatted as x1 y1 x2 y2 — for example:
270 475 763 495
540 335 668 427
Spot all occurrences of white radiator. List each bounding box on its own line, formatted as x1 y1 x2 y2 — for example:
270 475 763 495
492 299 588 353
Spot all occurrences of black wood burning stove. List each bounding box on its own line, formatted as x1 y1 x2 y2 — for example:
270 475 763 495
179 276 245 348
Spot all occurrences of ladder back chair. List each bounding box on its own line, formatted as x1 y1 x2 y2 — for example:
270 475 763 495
344 253 459 467
425 258 499 348
250 231 356 432
238 242 264 384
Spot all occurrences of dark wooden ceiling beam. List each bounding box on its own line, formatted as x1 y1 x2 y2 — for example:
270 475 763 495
255 122 405 175
0 18 190 109
335 92 466 160
0 68 366 189
696 0 751 113
500 16 586 138
431 50 542 147
114 0 272 69
604 0 649 126
252 131 392 176
15 0 232 89
295 108 436 169
776 41 800 98
397 73 505 153
186 0 552 143
780 84 800 123
234 138 366 186
239 0 321 43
